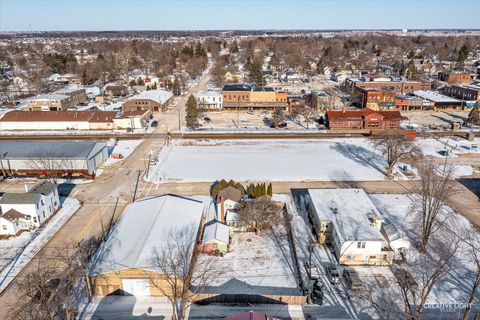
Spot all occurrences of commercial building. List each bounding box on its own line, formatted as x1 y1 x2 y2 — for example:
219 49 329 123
122 89 174 112
0 111 119 131
0 140 108 179
222 85 288 110
412 90 464 111
26 94 73 111
438 71 472 84
394 95 424 111
354 87 396 110
88 195 205 297
197 89 222 110
307 189 393 266
113 110 152 130
53 88 88 105
325 108 402 130
442 84 480 103
353 80 431 94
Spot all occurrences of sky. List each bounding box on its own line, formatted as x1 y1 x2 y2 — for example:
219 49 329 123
0 0 479 32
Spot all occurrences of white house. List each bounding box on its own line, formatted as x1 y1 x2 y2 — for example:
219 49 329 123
197 89 222 110
0 181 61 235
307 189 393 266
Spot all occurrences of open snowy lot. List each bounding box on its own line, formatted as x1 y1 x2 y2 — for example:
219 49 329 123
416 137 480 158
147 139 402 183
197 227 301 296
105 139 143 165
0 197 81 293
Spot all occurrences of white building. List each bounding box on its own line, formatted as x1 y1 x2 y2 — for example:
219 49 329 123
197 89 222 110
0 181 60 235
307 189 393 266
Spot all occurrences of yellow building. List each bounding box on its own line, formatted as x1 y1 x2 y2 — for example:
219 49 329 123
88 195 205 297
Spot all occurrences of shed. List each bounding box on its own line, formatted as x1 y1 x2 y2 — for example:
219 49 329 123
202 220 230 255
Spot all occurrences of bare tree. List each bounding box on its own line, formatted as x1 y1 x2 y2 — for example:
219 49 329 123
237 198 283 233
27 150 74 183
361 235 460 320
463 227 480 320
9 239 99 320
411 161 456 252
149 224 220 320
395 236 459 320
298 107 318 129
371 131 421 178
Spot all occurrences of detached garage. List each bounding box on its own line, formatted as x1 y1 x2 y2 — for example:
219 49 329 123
0 140 108 179
88 194 205 297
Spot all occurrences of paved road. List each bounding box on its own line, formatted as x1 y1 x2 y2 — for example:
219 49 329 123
0 67 214 318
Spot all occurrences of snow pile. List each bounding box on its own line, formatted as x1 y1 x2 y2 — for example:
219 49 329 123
0 197 81 293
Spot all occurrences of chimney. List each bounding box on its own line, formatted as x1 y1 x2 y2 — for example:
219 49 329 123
220 196 225 223
342 108 346 114
24 184 29 193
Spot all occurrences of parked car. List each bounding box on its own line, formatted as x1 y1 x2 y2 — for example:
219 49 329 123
278 122 287 128
151 120 158 127
203 116 211 123
304 261 321 279
325 264 341 285
343 267 362 290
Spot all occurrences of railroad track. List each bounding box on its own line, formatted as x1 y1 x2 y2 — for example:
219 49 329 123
0 130 474 141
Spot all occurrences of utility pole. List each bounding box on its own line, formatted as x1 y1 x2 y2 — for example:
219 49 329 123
132 170 142 202
307 242 314 304
178 109 181 131
97 201 105 242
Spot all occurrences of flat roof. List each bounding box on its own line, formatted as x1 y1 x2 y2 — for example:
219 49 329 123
27 94 70 101
0 140 107 160
413 90 460 103
308 189 385 243
90 194 205 275
127 89 173 105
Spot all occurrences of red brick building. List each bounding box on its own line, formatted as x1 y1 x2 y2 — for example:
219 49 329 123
326 109 402 130
438 71 472 84
354 80 431 94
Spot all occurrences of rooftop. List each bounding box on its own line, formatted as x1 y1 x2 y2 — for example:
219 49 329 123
28 181 57 196
127 89 173 105
1 209 28 221
222 84 252 92
413 90 460 103
27 94 70 101
202 220 230 243
0 141 107 160
308 189 386 243
326 108 401 120
0 193 40 205
0 110 118 123
90 194 205 275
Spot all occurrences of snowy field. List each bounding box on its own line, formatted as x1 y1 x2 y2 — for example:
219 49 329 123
147 139 401 183
198 227 301 296
105 139 143 165
0 197 81 293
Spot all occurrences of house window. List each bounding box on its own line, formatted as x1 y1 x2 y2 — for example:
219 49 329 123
2 225 6 230
33 217 38 223
383 254 388 260
357 241 366 249
347 255 355 260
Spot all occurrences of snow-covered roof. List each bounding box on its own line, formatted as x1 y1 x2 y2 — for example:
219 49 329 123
202 220 230 244
308 189 386 243
127 89 173 105
413 90 459 103
27 94 70 101
90 195 205 275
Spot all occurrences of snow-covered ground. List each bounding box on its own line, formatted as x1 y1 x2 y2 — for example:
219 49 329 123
416 137 480 158
368 194 479 312
197 227 301 296
104 139 143 165
437 164 475 178
147 139 406 183
0 197 81 293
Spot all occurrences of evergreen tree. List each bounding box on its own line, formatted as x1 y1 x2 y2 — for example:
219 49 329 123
267 183 272 196
146 85 151 91
271 107 285 127
467 105 480 126
152 82 157 90
185 95 199 129
195 42 206 57
173 77 181 96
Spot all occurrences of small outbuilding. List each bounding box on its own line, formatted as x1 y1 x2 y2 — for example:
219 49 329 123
202 220 230 255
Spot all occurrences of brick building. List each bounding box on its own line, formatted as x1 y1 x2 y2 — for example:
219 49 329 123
438 71 472 84
326 108 402 130
354 87 396 111
222 85 288 109
26 94 73 111
122 89 174 112
442 84 480 102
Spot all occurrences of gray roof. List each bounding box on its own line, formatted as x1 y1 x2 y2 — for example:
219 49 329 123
0 193 40 205
308 189 386 243
202 220 230 244
90 194 205 275
0 141 107 160
28 181 57 195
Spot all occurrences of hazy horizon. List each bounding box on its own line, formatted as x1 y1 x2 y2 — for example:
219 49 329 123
1 0 479 32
